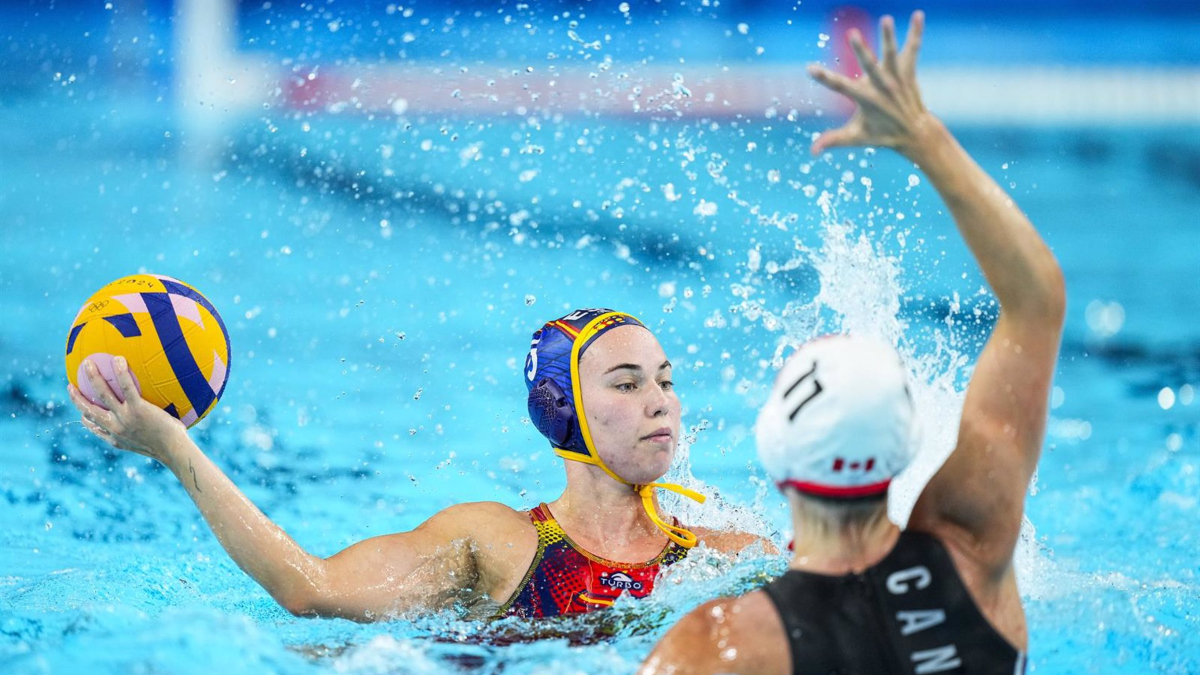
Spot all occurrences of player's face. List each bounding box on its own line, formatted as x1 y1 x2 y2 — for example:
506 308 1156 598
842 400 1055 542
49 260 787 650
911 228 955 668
578 326 680 484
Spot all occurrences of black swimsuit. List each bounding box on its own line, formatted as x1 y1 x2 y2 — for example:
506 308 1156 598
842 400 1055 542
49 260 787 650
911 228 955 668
763 531 1025 675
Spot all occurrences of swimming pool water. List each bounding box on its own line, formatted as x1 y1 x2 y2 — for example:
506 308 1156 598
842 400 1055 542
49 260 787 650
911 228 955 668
2 70 1199 674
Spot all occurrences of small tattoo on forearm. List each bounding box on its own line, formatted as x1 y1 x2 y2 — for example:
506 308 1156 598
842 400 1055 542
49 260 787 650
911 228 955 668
189 460 203 493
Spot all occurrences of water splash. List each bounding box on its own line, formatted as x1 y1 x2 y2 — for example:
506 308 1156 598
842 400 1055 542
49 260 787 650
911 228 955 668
720 199 1048 588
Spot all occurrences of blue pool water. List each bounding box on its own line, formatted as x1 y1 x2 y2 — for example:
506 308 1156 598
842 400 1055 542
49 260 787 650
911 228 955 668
3 7 1200 675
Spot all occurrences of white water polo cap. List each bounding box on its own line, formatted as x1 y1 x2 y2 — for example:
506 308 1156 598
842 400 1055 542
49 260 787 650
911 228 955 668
756 334 916 498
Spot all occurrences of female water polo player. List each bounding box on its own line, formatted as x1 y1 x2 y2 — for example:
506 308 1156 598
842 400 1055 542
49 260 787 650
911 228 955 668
642 11 1064 674
69 309 764 620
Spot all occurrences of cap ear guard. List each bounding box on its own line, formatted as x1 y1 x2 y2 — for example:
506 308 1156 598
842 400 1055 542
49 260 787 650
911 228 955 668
528 376 577 450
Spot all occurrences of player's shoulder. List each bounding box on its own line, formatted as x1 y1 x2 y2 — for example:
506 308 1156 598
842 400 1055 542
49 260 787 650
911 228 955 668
433 500 529 525
696 591 781 632
448 500 527 516
418 500 533 538
643 592 788 675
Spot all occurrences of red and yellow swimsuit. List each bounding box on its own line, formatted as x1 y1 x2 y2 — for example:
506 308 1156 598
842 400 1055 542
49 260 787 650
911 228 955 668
497 503 689 618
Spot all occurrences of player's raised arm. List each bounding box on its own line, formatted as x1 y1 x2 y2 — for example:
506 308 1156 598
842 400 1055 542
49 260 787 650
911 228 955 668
68 356 490 620
809 11 1066 568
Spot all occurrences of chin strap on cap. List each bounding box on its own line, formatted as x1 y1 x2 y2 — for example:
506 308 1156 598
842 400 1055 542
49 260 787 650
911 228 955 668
636 482 707 548
546 309 709 549
553 446 707 548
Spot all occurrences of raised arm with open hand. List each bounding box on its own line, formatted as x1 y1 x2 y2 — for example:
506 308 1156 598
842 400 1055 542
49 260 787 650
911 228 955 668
638 16 1064 674
811 10 1066 583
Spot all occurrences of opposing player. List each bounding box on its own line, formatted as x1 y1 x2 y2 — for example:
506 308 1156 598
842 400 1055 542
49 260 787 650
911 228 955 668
70 308 762 621
640 11 1064 674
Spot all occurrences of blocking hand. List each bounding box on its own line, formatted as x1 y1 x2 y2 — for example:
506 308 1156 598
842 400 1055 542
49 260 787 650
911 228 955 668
807 11 933 158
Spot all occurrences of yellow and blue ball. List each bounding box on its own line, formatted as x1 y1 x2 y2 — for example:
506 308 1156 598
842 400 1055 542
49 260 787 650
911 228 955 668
65 274 231 428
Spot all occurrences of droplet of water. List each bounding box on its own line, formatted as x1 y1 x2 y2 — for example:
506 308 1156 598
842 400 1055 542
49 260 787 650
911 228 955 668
1158 387 1175 410
672 73 691 98
1085 299 1125 339
525 294 537 306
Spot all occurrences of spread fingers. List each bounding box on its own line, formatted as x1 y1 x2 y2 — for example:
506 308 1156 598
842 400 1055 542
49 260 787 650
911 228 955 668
899 11 925 75
808 64 862 102
848 29 892 95
880 15 900 77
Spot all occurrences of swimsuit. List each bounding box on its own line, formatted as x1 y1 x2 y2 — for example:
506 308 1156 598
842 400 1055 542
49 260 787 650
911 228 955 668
497 503 688 618
763 531 1025 674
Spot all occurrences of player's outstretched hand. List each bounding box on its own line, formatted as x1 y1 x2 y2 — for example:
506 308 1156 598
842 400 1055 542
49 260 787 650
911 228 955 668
807 11 935 158
68 356 187 462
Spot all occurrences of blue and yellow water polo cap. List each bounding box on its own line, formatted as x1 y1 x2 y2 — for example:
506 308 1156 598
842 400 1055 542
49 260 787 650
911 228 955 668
524 308 706 547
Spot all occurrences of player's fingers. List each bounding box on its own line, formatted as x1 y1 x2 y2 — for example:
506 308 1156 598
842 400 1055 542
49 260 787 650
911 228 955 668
82 359 120 412
848 30 891 95
811 124 864 155
68 383 93 413
81 416 115 442
112 356 140 405
880 15 900 76
808 64 867 104
899 11 925 77
78 399 115 431
68 381 112 424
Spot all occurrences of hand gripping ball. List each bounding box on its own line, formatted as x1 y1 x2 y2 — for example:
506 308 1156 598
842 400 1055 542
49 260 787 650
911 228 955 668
65 274 231 428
